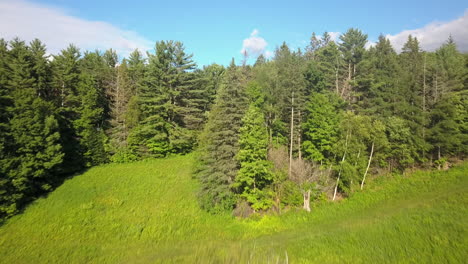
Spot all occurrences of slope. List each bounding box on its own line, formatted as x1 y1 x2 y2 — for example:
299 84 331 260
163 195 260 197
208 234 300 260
0 154 466 263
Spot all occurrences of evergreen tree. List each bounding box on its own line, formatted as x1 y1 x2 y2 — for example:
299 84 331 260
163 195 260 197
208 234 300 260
29 39 52 99
427 40 467 161
315 40 344 94
339 28 368 101
400 35 430 159
52 45 84 173
235 104 273 211
302 91 343 163
0 39 15 218
76 51 109 166
196 60 248 212
132 41 196 157
5 39 64 214
108 60 135 161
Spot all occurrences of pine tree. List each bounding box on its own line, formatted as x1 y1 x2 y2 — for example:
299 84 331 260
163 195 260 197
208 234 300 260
302 91 343 163
108 60 135 161
0 39 15 218
76 51 109 166
196 59 248 212
400 35 429 159
5 39 64 213
339 28 368 101
428 39 467 162
132 41 196 157
29 39 52 99
315 40 344 94
51 45 84 173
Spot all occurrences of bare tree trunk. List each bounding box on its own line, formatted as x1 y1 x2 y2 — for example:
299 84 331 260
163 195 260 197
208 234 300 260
354 149 361 166
353 64 356 81
333 131 350 201
335 65 339 95
61 82 65 107
268 111 273 145
303 190 311 212
298 110 302 160
341 63 351 99
289 92 294 178
421 54 427 159
437 145 441 170
360 141 374 190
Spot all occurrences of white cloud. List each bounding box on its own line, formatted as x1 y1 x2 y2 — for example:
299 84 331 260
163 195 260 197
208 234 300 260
240 29 271 58
264 50 274 58
365 41 375 50
386 10 468 52
0 0 153 58
328 32 341 42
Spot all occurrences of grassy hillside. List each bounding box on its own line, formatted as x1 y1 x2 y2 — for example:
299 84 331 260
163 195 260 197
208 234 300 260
0 154 466 263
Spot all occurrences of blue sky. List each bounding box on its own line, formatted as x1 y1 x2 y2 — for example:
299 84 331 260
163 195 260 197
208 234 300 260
0 0 467 66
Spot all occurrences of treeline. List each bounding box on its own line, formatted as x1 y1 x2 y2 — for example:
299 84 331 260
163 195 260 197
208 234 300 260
0 28 467 219
196 30 467 214
0 38 223 219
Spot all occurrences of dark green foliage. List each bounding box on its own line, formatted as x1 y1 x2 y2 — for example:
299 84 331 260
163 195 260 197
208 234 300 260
1 39 63 218
52 45 85 172
429 92 468 157
196 60 248 212
132 40 197 157
302 91 343 162
76 52 109 166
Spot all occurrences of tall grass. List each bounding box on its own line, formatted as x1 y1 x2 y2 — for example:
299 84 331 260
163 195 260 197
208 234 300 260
0 155 466 263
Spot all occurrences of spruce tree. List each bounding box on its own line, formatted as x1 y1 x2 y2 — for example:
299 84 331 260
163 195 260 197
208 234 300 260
339 28 368 101
133 40 197 156
0 39 14 218
302 91 343 163
196 59 248 212
52 45 84 173
6 39 64 212
235 83 273 211
76 51 109 166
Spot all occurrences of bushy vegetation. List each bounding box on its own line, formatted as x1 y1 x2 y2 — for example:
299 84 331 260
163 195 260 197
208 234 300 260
0 155 466 263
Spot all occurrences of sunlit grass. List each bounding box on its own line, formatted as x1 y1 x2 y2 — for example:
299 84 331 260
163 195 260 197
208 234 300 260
0 155 466 263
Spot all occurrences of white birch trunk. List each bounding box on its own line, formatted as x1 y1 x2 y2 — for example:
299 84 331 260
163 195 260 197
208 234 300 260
360 141 374 190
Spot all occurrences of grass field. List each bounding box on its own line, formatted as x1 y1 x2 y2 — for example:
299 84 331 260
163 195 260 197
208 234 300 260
0 154 466 263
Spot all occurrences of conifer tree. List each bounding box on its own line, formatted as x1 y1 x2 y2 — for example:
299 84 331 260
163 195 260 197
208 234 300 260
0 39 14 218
76 51 109 165
6 39 64 212
52 45 84 172
133 41 196 157
196 59 248 212
339 28 368 101
108 60 135 161
302 91 343 163
235 83 273 211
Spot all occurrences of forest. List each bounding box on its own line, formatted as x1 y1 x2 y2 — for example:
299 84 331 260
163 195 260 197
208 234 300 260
0 28 467 220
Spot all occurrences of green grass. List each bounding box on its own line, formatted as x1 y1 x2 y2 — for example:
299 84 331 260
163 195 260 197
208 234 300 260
0 154 467 263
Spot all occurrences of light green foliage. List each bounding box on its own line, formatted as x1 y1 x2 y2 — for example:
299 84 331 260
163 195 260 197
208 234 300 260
333 112 387 193
385 116 419 169
0 156 466 263
235 104 273 211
